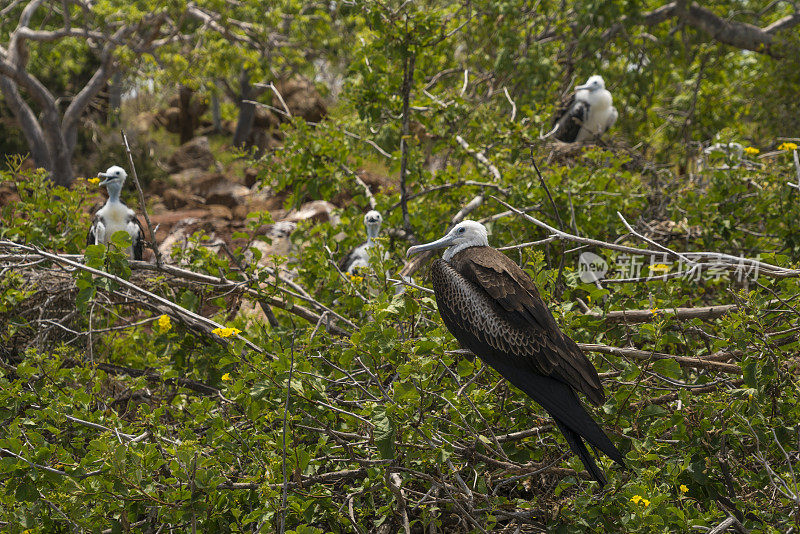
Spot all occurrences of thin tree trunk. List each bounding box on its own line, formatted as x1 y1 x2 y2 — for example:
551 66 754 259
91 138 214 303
108 72 123 126
0 75 51 169
178 85 195 144
233 69 255 148
0 0 166 186
211 93 221 133
398 44 416 233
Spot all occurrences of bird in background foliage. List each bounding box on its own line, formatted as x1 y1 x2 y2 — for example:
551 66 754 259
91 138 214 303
339 210 383 274
551 75 618 143
86 165 145 260
407 220 625 486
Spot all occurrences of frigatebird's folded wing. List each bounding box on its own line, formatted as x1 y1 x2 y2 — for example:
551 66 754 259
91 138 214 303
448 249 605 405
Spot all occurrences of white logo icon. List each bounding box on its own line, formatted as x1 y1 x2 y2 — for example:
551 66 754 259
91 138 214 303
578 252 608 283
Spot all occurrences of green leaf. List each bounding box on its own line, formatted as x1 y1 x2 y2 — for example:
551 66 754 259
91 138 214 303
652 358 682 379
743 360 757 388
14 482 38 502
373 406 394 460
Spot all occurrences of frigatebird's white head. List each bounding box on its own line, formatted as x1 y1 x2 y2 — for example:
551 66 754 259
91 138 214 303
406 220 489 261
575 75 606 92
96 165 128 201
364 210 383 241
98 165 127 186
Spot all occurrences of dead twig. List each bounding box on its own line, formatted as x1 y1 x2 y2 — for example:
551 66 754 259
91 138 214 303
578 343 741 374
121 130 162 266
706 514 751 534
491 196 800 279
456 135 501 180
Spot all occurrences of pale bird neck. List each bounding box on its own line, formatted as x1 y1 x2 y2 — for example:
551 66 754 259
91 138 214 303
105 182 123 203
365 225 381 240
444 242 479 261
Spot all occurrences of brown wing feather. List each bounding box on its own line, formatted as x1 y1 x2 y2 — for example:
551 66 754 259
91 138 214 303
449 247 604 405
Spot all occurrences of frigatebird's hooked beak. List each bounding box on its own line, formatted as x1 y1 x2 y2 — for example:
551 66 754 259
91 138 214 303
97 171 111 186
406 232 456 257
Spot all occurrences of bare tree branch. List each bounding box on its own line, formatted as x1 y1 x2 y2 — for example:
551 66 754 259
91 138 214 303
602 1 800 59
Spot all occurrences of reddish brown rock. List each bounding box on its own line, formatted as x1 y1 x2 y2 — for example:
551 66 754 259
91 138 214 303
163 188 191 210
232 205 250 220
208 205 233 220
274 77 327 123
157 107 181 133
132 112 159 134
167 136 215 172
170 168 210 189
245 188 287 213
286 200 338 225
150 209 211 227
197 175 250 208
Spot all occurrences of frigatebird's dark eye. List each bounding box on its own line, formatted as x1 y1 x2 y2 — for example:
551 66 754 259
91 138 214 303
457 227 465 234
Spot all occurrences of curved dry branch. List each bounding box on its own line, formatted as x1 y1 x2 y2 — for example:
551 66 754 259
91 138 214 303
577 343 741 374
603 1 800 59
492 196 800 279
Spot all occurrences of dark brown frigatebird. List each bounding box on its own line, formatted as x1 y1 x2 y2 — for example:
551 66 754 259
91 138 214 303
407 220 625 486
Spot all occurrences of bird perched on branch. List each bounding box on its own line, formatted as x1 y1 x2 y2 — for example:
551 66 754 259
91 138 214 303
407 221 625 486
551 75 618 143
339 210 383 274
86 165 145 260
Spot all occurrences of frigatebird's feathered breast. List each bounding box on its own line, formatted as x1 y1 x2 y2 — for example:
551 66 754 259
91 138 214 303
426 245 625 485
87 212 145 261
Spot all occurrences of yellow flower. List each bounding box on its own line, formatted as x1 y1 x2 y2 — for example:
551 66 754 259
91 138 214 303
212 327 242 338
680 484 688 493
744 147 760 156
641 498 650 507
87 177 101 185
650 308 659 315
348 273 364 283
157 314 171 333
222 373 231 381
631 495 642 504
778 142 798 151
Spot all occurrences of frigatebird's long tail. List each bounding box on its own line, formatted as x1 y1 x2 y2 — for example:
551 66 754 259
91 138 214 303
554 419 607 486
478 353 625 486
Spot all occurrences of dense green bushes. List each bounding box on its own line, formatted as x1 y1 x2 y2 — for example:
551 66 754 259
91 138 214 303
3 136 800 531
